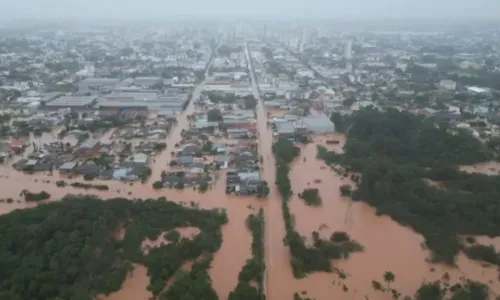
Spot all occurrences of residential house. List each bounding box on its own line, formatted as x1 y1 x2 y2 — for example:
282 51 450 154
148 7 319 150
473 105 489 116
0 142 12 160
215 154 229 169
188 162 205 174
212 141 227 154
58 161 77 173
75 163 101 178
227 128 248 139
76 139 101 156
237 170 260 181
10 139 23 153
133 153 149 164
180 145 202 156
276 121 295 139
177 156 194 166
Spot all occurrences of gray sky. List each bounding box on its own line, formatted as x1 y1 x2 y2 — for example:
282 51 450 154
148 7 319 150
1 0 499 20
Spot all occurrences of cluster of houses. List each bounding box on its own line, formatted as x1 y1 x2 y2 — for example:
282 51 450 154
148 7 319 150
112 117 176 140
11 137 164 182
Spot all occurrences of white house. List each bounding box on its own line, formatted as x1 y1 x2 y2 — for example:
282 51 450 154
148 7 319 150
439 80 456 90
448 105 461 115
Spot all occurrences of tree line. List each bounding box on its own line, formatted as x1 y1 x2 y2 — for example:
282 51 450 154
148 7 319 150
229 209 266 300
272 139 363 278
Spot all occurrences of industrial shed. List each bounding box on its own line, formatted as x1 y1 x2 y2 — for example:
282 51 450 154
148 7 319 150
301 115 335 134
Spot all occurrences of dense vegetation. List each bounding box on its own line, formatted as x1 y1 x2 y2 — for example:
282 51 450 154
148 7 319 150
0 195 227 300
272 139 363 278
319 107 500 265
160 255 218 300
229 209 266 300
298 188 322 206
414 278 489 300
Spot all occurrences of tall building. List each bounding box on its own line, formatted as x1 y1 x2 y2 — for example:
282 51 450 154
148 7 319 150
345 40 353 73
345 40 352 60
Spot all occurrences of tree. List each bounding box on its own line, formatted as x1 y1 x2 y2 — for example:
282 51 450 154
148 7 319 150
339 185 352 196
243 95 258 109
207 109 222 122
342 97 355 107
152 181 163 189
257 181 270 198
415 281 444 300
298 188 322 206
383 271 395 288
372 280 383 291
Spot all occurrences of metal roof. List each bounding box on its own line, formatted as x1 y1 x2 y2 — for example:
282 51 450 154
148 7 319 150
46 96 97 107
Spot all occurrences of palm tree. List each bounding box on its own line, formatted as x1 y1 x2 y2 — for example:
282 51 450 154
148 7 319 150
384 271 395 288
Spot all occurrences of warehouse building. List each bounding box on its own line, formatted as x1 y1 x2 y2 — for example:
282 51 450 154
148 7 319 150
300 115 335 134
44 96 98 109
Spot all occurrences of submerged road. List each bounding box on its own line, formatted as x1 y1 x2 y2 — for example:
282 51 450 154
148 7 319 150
148 55 215 184
245 40 280 300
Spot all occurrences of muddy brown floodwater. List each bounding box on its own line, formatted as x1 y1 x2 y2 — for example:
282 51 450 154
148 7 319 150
3 59 500 300
282 138 500 300
460 161 500 176
141 227 201 254
98 264 152 300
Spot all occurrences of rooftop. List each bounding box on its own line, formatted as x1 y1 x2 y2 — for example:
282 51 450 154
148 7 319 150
79 139 100 149
46 96 97 107
79 77 121 86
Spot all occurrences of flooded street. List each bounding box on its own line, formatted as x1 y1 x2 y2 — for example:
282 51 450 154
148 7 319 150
2 47 500 300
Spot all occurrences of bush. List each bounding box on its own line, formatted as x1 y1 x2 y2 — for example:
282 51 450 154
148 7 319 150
372 280 383 290
83 173 96 181
464 244 499 265
70 182 109 191
23 190 50 202
298 188 322 206
152 181 163 189
198 182 208 193
339 185 352 196
55 180 67 187
331 231 350 243
153 142 167 151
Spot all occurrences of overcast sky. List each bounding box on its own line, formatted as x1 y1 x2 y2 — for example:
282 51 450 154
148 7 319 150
1 0 499 20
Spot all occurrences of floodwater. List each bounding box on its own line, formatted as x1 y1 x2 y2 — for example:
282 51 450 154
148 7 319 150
281 138 500 300
460 161 500 176
2 59 500 300
141 227 201 254
98 264 152 300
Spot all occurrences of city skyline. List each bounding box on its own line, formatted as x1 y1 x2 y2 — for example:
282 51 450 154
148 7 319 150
1 0 500 21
